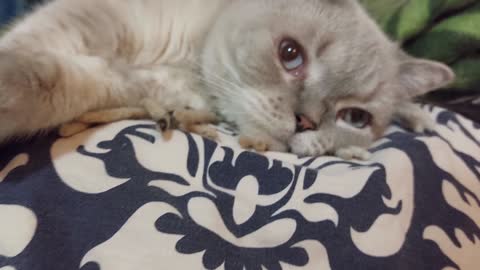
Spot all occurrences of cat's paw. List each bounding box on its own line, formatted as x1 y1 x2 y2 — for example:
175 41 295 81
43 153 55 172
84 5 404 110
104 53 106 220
288 131 333 157
142 99 220 141
157 108 219 141
395 102 436 133
239 137 270 152
172 109 219 140
238 136 287 153
407 112 436 133
334 146 371 161
187 124 218 141
172 109 218 128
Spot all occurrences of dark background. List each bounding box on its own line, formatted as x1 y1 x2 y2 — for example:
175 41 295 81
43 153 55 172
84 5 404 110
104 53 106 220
0 0 43 25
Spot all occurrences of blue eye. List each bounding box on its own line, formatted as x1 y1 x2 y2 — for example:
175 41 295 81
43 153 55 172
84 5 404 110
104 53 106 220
279 38 305 72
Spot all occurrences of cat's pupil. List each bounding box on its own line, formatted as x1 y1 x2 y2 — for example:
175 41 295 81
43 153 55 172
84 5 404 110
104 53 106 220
279 38 305 72
281 42 300 62
337 108 372 129
351 110 364 122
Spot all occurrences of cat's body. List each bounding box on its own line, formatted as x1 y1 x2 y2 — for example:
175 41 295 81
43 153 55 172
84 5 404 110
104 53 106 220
0 0 454 158
0 0 224 139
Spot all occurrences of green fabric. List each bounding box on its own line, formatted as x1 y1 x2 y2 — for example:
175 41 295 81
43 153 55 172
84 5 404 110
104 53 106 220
361 0 480 91
451 56 480 89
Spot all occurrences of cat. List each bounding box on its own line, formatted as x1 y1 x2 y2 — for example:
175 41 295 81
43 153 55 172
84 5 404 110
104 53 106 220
0 0 454 159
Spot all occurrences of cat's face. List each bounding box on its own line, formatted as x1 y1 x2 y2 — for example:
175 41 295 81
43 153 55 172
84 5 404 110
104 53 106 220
202 0 454 153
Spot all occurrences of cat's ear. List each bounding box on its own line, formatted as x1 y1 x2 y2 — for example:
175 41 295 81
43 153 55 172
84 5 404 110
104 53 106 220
397 58 455 98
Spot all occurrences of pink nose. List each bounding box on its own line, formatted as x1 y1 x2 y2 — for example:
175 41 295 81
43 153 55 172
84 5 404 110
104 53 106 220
296 114 317 132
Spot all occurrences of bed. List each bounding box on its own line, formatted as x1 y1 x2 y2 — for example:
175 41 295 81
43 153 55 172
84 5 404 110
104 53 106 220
0 105 479 270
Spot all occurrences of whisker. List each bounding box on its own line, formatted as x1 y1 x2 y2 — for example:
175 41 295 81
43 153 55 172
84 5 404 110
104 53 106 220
188 59 244 90
186 59 284 125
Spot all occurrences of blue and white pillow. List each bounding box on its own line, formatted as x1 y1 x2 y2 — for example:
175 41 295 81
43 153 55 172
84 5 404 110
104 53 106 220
0 106 479 270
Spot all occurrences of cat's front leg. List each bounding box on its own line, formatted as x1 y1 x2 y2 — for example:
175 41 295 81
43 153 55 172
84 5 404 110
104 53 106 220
58 107 150 137
334 146 371 160
0 50 117 143
238 135 287 153
60 102 220 141
142 99 219 140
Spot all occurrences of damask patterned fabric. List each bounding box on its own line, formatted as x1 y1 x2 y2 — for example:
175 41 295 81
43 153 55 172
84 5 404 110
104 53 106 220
0 106 479 270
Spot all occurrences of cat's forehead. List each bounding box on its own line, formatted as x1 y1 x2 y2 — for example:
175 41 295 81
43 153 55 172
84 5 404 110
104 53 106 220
261 0 358 25
240 0 381 48
223 0 398 93
230 0 359 23
261 0 357 13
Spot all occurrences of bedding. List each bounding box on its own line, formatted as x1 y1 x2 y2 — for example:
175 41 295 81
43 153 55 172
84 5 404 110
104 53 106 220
0 0 24 25
0 106 479 270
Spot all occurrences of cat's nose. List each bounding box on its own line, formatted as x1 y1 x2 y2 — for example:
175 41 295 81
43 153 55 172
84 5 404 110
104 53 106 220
295 114 317 132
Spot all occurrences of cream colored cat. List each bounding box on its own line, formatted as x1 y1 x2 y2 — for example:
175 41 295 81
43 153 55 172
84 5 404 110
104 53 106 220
0 0 454 159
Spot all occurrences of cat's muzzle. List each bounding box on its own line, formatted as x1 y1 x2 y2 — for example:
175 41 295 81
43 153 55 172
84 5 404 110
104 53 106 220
295 114 317 133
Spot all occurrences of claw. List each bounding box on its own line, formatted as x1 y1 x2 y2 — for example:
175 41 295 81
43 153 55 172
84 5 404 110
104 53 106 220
239 136 270 152
161 129 174 141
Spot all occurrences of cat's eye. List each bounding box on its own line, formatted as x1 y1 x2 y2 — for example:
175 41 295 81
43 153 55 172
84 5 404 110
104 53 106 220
337 108 373 129
279 38 305 72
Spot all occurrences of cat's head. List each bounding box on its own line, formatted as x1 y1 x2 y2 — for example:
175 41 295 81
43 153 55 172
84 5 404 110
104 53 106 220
201 0 454 153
